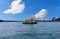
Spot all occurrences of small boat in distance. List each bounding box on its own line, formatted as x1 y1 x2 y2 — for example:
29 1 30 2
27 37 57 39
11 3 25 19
23 18 37 24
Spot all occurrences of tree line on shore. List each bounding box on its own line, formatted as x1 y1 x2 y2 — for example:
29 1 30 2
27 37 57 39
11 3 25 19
0 17 60 22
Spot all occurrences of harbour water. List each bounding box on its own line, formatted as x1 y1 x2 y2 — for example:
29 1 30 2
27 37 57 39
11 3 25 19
0 22 60 39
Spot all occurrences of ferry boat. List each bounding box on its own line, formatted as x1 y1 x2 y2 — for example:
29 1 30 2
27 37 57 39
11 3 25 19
23 18 37 24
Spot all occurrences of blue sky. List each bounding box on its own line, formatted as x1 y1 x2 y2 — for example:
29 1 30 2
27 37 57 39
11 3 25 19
0 0 60 21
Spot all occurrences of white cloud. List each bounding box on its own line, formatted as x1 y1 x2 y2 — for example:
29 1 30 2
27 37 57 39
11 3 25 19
3 0 25 14
34 9 48 20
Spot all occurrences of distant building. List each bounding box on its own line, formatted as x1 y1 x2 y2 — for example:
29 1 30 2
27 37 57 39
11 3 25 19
52 17 56 21
52 17 60 22
55 18 60 21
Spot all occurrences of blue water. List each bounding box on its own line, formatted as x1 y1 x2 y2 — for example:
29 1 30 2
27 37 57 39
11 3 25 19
0 22 60 39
